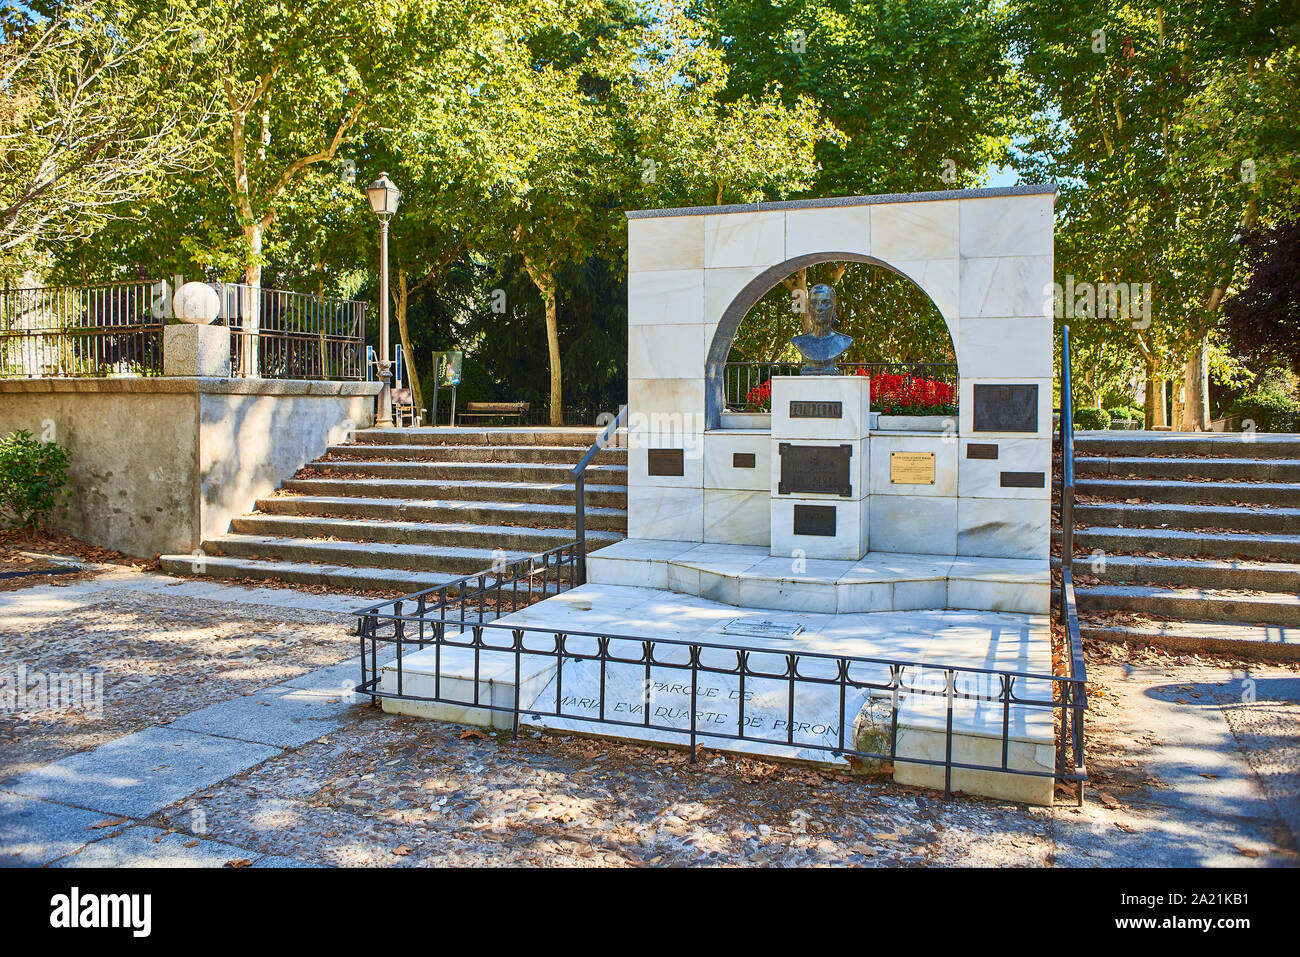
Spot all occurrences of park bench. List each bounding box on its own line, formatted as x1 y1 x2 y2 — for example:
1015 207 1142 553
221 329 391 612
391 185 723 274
458 401 530 423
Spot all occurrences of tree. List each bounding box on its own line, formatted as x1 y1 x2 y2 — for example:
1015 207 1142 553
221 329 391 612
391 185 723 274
1224 219 1300 373
0 1 206 275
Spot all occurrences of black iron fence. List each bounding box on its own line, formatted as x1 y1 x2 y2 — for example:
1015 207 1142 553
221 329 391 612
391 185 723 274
355 545 1089 800
723 360 959 412
0 280 366 380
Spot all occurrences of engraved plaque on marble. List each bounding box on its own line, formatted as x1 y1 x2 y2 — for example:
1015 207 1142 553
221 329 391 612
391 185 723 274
721 618 805 639
972 384 1039 433
778 443 853 496
966 443 999 460
646 448 684 476
789 400 843 419
793 504 837 536
889 451 935 485
1000 470 1045 488
732 452 756 469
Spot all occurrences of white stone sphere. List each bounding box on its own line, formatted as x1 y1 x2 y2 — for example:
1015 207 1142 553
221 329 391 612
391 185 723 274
173 282 221 324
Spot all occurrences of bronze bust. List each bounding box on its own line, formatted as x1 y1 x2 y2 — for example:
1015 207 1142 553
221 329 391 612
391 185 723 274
791 283 853 375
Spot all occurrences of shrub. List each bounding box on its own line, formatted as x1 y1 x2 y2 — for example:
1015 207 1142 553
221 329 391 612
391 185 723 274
1231 390 1300 433
859 369 957 415
1106 404 1142 424
745 379 773 412
0 430 72 533
1073 407 1111 431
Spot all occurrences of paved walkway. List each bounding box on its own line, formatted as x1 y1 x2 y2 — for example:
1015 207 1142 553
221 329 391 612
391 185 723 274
1 565 1296 866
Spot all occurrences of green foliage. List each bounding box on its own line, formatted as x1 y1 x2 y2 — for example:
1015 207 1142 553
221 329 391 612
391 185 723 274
1105 405 1142 424
0 430 71 532
1231 389 1300 433
1073 407 1111 431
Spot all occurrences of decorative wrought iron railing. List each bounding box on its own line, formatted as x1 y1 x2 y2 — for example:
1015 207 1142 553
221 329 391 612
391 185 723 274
723 360 959 412
0 281 164 378
355 546 1089 801
0 280 366 380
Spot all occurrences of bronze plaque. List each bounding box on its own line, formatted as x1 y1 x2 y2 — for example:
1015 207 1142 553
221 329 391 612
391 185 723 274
967 443 999 460
789 400 843 419
973 384 1039 433
732 452 756 469
778 443 853 497
646 448 684 477
793 504 837 536
1000 471 1045 488
889 452 935 485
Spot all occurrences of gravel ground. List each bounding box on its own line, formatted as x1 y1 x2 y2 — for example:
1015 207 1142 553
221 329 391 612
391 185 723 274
2 568 1297 867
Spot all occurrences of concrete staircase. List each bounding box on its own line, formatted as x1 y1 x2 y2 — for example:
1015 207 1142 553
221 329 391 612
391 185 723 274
159 427 627 592
1060 431 1300 660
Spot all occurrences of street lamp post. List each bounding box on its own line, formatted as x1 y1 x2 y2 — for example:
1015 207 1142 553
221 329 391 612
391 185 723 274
366 172 401 429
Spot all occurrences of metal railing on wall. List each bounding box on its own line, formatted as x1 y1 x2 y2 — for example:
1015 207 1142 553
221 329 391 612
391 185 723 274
0 280 366 381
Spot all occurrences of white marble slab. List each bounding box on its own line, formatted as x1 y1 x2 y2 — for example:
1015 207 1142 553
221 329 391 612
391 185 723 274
958 255 1054 319
956 496 1051 560
702 488 770 546
628 323 706 379
869 494 957 555
770 375 871 441
628 269 705 325
771 497 868 562
868 432 958 497
956 315 1052 379
785 205 869 259
870 200 959 261
627 484 704 541
888 258 959 322
628 216 705 271
704 210 785 269
703 430 770 492
959 194 1055 259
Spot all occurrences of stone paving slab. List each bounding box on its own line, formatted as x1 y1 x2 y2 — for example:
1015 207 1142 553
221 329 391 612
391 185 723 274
48 824 266 868
0 791 117 867
0 726 280 818
166 687 363 748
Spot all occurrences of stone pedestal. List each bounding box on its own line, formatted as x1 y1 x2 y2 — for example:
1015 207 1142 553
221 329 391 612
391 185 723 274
769 375 871 561
164 323 230 377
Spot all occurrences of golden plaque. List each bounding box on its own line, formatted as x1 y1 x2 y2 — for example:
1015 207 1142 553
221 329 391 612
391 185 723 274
890 451 936 485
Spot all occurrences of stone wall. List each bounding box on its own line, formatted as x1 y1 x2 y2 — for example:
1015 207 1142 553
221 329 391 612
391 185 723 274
0 378 380 557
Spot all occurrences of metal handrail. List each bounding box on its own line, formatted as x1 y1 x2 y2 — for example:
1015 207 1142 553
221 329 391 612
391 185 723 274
572 404 628 584
1057 322 1087 805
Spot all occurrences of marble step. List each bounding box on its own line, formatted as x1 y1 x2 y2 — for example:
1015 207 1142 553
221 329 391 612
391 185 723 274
1075 455 1300 482
255 494 628 532
281 477 628 508
1075 584 1300 627
1079 619 1298 662
587 539 1050 615
1058 525 1300 561
1073 432 1300 459
230 514 622 552
157 554 462 592
325 443 626 465
1059 554 1300 592
304 459 628 485
202 534 545 575
1073 477 1300 507
353 427 606 447
1072 501 1300 533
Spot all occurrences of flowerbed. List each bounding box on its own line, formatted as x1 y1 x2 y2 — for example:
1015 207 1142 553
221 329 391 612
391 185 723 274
743 373 956 415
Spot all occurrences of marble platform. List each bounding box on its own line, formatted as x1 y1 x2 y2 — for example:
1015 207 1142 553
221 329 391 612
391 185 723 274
586 539 1050 615
379 583 1057 804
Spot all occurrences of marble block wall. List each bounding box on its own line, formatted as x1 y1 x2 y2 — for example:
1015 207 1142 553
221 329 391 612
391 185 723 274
626 185 1056 559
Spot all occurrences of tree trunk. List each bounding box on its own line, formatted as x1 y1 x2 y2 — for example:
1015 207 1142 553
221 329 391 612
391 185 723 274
241 221 262 377
1182 336 1210 430
1144 360 1167 429
394 268 423 420
543 282 563 425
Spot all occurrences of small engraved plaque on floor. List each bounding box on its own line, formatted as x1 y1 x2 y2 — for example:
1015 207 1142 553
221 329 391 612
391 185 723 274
721 618 805 639
890 451 936 484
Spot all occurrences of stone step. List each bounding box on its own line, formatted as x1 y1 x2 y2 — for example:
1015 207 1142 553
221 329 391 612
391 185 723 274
1078 619 1298 662
1063 554 1300 592
304 459 628 486
325 443 626 465
230 513 622 551
1060 525 1300 561
256 493 628 532
1073 432 1300 459
280 477 628 508
1072 501 1300 533
158 554 463 592
1075 455 1300 482
353 427 606 447
1075 477 1300 507
1075 583 1300 626
202 534 544 575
